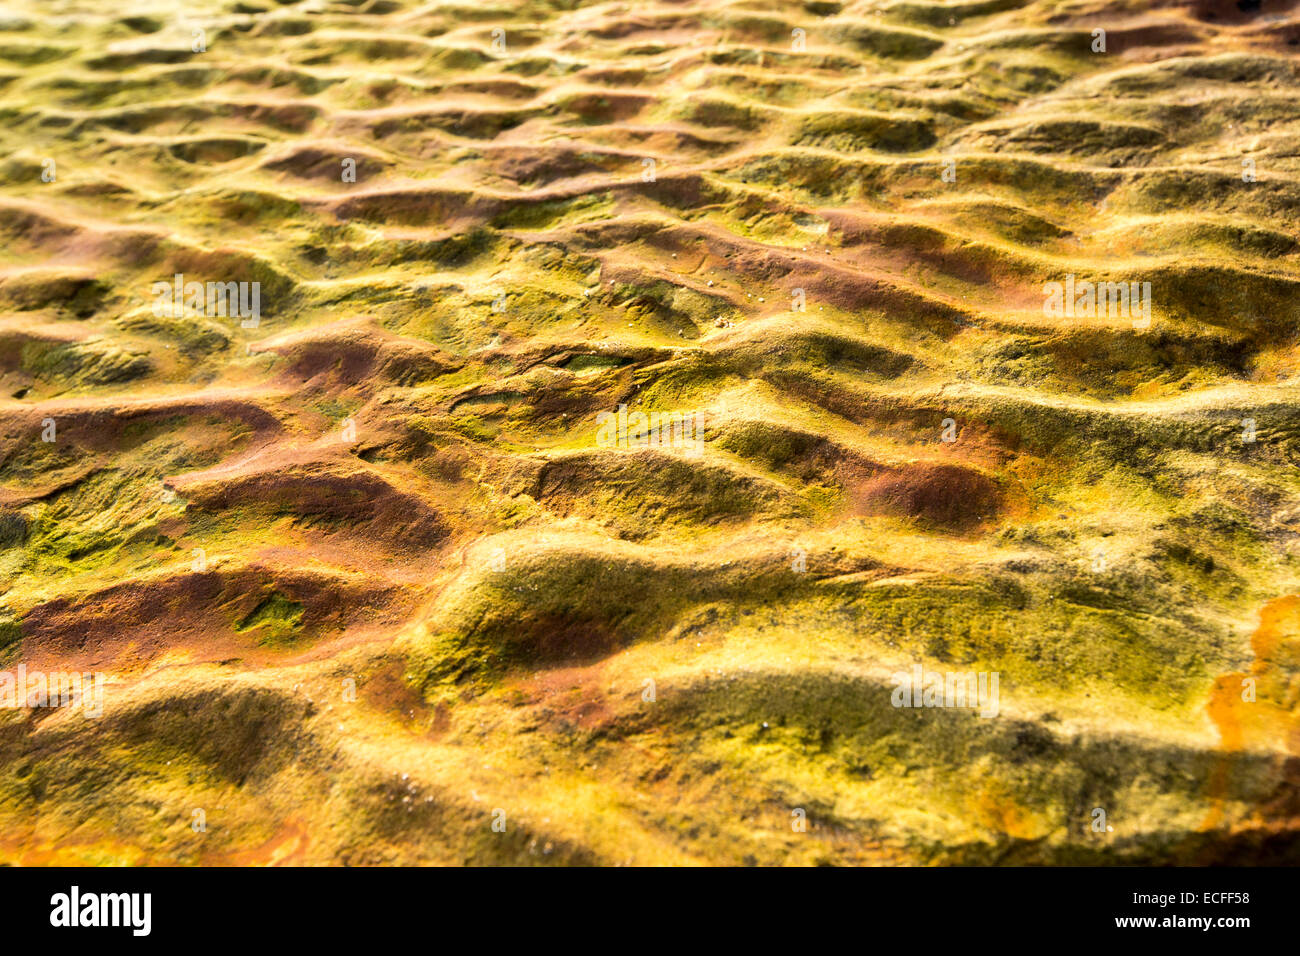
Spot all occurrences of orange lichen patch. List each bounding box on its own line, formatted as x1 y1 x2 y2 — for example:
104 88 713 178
1202 671 1247 832
815 826 919 867
1202 595 1300 833
0 833 149 866
200 819 311 867
967 784 1040 843
1252 596 1300 668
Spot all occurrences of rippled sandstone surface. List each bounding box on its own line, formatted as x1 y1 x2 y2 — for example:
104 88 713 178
0 0 1298 865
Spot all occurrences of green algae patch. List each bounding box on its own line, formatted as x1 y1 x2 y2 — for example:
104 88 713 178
489 192 615 231
21 471 177 576
235 592 306 647
795 111 936 153
612 667 1269 863
23 339 153 388
0 616 20 663
404 543 841 691
513 450 808 539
